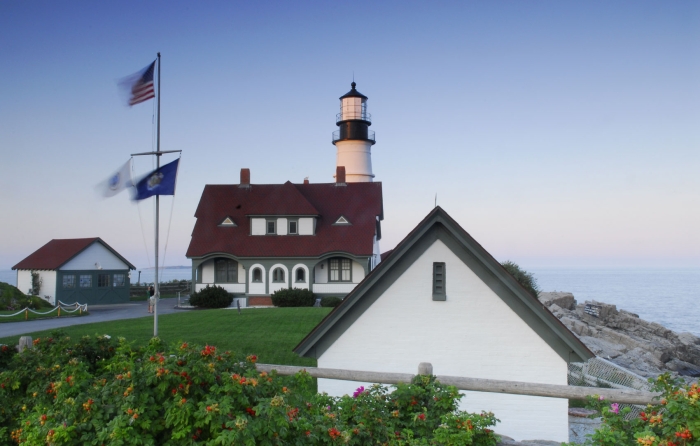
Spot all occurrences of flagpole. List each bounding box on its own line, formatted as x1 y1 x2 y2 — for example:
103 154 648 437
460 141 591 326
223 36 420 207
127 54 180 338
154 52 161 337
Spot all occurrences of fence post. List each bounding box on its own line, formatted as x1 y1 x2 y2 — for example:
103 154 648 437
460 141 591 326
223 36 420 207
18 336 33 352
418 362 433 376
25 308 28 320
58 306 61 317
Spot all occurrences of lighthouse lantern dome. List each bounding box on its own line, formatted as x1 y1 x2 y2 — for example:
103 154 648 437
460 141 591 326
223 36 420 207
338 82 370 123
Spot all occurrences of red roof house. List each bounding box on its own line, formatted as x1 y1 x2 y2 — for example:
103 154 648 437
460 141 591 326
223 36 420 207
186 168 383 306
12 238 135 305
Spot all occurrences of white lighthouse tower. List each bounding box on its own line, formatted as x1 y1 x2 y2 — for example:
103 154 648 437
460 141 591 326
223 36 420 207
332 82 376 182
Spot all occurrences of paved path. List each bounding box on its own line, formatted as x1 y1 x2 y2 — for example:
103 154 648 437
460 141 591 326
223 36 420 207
0 299 186 339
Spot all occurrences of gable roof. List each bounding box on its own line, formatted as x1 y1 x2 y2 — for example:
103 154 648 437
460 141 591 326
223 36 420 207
294 206 594 363
12 238 136 271
186 181 383 259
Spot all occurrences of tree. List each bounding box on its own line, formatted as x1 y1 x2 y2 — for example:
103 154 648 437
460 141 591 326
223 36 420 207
501 261 541 298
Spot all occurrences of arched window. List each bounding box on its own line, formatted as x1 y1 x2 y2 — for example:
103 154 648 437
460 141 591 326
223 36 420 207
215 259 237 283
329 258 352 282
295 268 305 283
252 268 262 283
272 268 285 283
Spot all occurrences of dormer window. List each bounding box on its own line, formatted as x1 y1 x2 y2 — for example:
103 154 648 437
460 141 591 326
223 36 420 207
333 216 351 225
219 217 237 227
289 220 298 234
267 220 276 234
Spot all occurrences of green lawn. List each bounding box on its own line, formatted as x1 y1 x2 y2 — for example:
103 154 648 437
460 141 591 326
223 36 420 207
0 307 331 367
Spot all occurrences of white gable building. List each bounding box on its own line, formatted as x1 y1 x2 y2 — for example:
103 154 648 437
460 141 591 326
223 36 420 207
295 207 593 442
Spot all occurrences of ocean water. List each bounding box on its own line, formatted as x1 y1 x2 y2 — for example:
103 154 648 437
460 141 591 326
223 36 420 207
529 267 700 337
2 267 698 337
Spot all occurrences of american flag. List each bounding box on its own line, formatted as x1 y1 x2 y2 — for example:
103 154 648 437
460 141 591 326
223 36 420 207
129 61 156 106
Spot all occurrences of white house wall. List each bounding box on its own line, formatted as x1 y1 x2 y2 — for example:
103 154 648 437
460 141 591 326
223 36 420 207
59 243 129 271
248 264 266 295
277 218 288 235
16 270 57 306
314 263 328 284
351 261 364 284
238 263 245 283
298 218 314 235
201 261 215 283
251 218 266 235
291 264 309 290
16 270 32 296
316 238 569 443
268 264 289 295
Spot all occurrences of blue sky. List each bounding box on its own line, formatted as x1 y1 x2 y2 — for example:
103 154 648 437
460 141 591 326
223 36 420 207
1 1 698 270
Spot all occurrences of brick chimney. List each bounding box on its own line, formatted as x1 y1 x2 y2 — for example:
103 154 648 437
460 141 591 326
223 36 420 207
336 166 346 185
239 168 250 188
303 177 309 185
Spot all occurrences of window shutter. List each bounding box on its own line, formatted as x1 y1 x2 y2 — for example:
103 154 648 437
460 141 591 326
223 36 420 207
433 262 446 301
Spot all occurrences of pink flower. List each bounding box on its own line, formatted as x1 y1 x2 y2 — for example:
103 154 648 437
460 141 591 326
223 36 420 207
610 403 619 414
352 386 365 398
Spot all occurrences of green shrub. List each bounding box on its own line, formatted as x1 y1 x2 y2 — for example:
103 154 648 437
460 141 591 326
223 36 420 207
0 335 499 445
271 288 315 307
320 296 342 308
568 374 699 445
0 283 53 311
501 261 541 298
188 285 233 308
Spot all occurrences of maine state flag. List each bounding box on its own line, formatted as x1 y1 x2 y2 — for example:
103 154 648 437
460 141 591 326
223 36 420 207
132 158 180 201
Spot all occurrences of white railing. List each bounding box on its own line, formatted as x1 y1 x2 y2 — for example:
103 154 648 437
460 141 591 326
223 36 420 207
312 283 358 294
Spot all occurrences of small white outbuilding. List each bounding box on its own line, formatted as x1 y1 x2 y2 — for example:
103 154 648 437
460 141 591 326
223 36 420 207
294 207 593 443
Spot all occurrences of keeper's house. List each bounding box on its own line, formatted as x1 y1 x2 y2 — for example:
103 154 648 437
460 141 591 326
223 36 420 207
294 207 593 443
12 238 136 305
186 168 383 307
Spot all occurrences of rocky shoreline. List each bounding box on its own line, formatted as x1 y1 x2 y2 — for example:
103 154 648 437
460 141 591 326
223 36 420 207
491 292 700 445
539 291 700 379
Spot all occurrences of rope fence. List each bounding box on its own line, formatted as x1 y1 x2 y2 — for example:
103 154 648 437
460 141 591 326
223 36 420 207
0 301 88 320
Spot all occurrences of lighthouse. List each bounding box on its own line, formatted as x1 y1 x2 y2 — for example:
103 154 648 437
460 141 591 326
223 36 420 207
332 82 376 182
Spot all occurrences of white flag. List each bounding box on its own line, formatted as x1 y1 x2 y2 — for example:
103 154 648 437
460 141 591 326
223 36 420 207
99 159 133 197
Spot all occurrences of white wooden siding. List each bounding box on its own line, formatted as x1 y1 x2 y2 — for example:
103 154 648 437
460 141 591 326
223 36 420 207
59 243 129 270
316 239 569 443
299 218 314 235
251 218 266 235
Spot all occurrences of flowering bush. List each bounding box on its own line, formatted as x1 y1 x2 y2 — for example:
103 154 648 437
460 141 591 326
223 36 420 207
0 333 499 445
567 374 700 446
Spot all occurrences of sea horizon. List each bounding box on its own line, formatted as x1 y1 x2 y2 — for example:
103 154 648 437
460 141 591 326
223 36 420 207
1 266 698 337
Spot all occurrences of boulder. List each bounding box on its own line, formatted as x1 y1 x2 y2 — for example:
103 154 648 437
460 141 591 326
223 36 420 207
538 291 576 310
539 291 700 380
